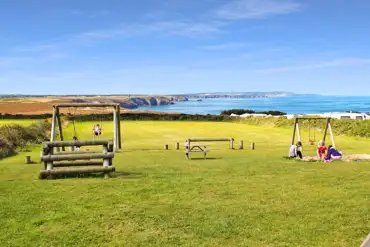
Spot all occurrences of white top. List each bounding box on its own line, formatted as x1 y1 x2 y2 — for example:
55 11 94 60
93 127 102 132
289 145 297 157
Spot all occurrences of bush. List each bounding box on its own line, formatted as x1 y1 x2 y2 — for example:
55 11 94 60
221 109 286 116
0 138 15 158
234 117 370 138
0 121 51 159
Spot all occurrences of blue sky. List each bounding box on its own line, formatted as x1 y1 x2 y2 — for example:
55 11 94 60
1 0 370 95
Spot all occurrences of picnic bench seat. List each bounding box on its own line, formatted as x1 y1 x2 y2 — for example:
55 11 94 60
185 143 209 160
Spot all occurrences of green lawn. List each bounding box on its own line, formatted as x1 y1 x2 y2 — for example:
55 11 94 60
0 119 41 126
1 121 370 246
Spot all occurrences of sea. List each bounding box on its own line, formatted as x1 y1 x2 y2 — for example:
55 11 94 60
137 95 370 115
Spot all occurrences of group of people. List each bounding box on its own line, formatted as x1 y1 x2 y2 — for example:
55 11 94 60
289 140 342 162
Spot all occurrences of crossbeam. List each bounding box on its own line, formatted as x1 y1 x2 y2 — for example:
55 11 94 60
54 103 119 108
41 152 114 162
294 117 330 120
188 138 233 142
43 140 112 148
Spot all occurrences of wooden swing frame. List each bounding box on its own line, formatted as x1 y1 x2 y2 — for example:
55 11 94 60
50 103 122 152
292 117 336 147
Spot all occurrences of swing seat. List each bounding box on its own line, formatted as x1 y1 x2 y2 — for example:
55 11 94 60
309 140 315 145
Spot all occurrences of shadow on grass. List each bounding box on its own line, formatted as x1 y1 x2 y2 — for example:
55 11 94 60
188 157 218 160
123 149 174 152
113 171 143 179
39 171 144 180
282 156 324 163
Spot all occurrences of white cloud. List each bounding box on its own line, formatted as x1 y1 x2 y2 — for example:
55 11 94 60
255 58 370 73
200 42 248 51
216 0 301 20
74 21 224 42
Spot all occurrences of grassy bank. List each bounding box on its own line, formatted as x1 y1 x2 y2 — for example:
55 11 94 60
1 121 370 246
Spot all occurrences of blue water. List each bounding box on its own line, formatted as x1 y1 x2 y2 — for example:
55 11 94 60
137 95 370 115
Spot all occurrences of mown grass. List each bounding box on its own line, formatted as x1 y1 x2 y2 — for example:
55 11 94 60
1 121 370 246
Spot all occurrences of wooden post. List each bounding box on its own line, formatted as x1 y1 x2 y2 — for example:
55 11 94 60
251 142 255 150
239 140 244 150
25 156 31 164
292 118 297 145
360 233 370 247
116 106 122 149
176 142 180 150
50 106 57 142
113 107 118 152
46 147 53 171
164 144 169 150
56 147 60 152
230 138 234 149
103 157 110 167
102 144 110 178
328 121 336 147
323 118 330 143
296 121 301 143
102 144 108 154
69 146 75 152
55 107 65 151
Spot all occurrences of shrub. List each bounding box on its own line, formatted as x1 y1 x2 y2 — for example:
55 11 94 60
0 121 51 159
0 138 15 158
220 109 286 116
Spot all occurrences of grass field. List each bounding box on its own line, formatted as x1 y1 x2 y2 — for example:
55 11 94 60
1 120 370 246
0 119 42 126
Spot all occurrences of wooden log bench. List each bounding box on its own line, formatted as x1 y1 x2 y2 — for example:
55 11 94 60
39 139 115 179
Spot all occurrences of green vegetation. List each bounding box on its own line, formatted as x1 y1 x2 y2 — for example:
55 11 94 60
1 120 370 246
0 119 43 126
221 109 286 116
235 117 370 138
0 121 50 158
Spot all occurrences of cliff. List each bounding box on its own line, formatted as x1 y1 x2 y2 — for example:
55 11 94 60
71 96 188 109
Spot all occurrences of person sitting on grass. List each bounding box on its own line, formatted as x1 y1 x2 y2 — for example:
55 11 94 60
289 141 303 159
325 145 342 162
72 136 81 151
317 140 327 160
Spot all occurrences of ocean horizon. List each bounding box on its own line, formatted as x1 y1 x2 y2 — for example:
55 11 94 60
137 95 370 115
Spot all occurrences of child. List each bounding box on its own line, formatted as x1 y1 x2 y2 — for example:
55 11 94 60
92 124 102 136
325 145 342 161
72 136 81 151
317 140 327 160
289 141 303 159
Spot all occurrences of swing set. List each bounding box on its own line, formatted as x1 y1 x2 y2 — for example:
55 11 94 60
68 107 106 140
50 103 122 152
292 117 336 148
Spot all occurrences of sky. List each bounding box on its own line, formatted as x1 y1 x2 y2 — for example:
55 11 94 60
0 0 370 95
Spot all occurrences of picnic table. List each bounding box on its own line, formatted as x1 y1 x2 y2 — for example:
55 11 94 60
185 143 209 160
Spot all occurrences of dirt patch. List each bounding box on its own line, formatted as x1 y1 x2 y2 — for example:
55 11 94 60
301 154 370 162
